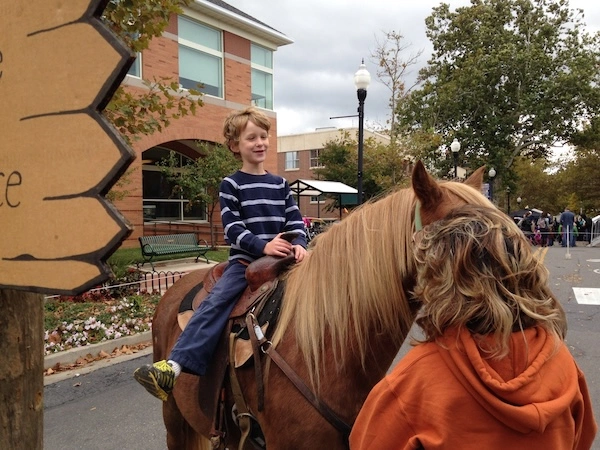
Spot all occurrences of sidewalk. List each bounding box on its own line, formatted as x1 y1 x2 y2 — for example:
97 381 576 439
44 331 153 385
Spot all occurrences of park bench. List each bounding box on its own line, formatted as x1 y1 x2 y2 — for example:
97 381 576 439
138 233 210 270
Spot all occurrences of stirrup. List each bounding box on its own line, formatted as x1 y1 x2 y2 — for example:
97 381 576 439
231 404 266 450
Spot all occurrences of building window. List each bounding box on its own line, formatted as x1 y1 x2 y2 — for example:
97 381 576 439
178 16 222 97
251 44 273 109
310 195 325 203
285 151 299 170
310 149 324 168
127 54 141 77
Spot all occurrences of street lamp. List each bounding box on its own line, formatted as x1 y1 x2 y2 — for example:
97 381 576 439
488 167 496 202
517 196 522 207
354 59 371 205
506 186 511 214
450 138 460 179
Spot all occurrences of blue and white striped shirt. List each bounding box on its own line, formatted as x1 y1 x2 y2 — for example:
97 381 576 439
220 171 307 263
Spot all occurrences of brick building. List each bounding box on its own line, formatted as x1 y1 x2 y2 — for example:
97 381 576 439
277 128 391 219
113 0 292 247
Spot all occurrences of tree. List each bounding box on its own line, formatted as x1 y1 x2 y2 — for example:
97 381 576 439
370 30 423 144
554 149 600 213
161 144 241 247
314 131 410 205
399 0 600 185
511 156 560 213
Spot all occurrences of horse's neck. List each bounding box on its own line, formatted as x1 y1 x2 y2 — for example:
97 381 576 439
359 330 406 385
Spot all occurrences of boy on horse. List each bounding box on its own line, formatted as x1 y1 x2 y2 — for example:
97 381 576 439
350 205 596 449
134 107 307 401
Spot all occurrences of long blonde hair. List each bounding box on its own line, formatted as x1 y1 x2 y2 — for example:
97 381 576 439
413 204 567 358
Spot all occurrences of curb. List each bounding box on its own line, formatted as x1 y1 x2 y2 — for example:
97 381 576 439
44 331 153 386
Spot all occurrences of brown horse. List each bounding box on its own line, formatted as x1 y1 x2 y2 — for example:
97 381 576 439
150 161 493 449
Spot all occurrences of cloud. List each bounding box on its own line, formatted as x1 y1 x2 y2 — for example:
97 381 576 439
227 0 598 135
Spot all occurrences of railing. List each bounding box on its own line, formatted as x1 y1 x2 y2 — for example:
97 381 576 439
590 215 600 247
139 270 186 294
45 270 188 301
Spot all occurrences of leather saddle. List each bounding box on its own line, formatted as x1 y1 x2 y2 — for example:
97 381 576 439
175 253 295 439
177 253 295 332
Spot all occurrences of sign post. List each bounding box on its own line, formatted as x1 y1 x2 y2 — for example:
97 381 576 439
0 1 134 447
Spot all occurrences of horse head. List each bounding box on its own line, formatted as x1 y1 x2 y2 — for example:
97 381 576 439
412 160 489 228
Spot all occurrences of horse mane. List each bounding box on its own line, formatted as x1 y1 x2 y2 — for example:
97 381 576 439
272 187 418 384
272 175 493 385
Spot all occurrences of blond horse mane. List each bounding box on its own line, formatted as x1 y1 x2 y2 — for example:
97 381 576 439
272 173 494 385
272 187 418 384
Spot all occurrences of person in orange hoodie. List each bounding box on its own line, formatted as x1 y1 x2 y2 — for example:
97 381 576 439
350 204 597 450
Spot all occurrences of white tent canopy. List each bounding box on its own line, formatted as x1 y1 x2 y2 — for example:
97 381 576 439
289 179 357 197
289 179 358 219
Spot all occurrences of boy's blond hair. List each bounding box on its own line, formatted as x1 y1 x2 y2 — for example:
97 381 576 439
223 107 271 152
413 204 567 358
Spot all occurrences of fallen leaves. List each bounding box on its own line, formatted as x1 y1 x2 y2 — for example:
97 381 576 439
44 341 152 376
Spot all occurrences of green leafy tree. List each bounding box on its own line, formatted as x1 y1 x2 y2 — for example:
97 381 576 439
314 131 409 205
161 144 241 247
511 157 560 213
399 0 600 185
554 149 600 214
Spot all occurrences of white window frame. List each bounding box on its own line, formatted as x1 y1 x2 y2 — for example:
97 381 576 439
285 151 299 170
178 16 223 98
310 149 324 169
251 44 273 110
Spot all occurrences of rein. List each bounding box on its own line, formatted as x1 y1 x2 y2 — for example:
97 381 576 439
246 313 352 440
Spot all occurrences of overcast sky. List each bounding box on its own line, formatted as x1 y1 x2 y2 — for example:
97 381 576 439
225 0 599 137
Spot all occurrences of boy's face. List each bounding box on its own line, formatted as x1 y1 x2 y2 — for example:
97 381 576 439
230 120 269 166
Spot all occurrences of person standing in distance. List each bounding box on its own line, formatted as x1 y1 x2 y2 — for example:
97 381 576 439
134 107 308 400
560 207 576 248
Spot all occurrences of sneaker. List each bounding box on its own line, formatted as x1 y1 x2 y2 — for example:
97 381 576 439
133 360 175 401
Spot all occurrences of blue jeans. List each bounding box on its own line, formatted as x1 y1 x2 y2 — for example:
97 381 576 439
562 228 576 248
169 260 247 376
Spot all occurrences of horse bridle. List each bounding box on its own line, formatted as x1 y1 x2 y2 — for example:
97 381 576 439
415 201 423 232
245 313 352 441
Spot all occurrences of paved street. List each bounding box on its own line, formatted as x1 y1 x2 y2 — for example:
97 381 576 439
44 244 600 449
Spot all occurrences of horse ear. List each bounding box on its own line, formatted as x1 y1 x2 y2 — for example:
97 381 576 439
412 160 443 207
464 166 485 189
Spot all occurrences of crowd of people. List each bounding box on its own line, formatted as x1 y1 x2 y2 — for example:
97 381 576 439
516 208 594 247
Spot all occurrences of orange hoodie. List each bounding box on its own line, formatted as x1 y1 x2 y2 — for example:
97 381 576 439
350 327 597 450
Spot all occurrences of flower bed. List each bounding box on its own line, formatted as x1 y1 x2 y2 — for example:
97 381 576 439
44 294 160 355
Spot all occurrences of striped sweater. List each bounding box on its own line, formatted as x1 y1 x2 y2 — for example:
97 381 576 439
219 171 307 263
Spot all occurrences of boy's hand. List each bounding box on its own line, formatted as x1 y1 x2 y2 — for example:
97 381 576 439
292 244 307 263
264 233 293 257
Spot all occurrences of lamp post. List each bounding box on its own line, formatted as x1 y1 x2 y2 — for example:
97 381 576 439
506 186 511 214
450 138 460 179
354 59 371 205
488 167 496 202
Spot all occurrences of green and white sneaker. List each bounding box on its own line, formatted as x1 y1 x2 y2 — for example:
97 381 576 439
133 360 176 401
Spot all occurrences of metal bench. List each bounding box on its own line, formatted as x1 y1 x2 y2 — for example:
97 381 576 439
138 233 210 270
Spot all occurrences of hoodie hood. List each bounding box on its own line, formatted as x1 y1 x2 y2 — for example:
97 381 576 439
438 326 580 434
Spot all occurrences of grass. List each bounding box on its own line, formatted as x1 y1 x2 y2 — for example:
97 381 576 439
44 246 230 355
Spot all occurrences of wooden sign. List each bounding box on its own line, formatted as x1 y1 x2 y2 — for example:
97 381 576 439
0 0 135 294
